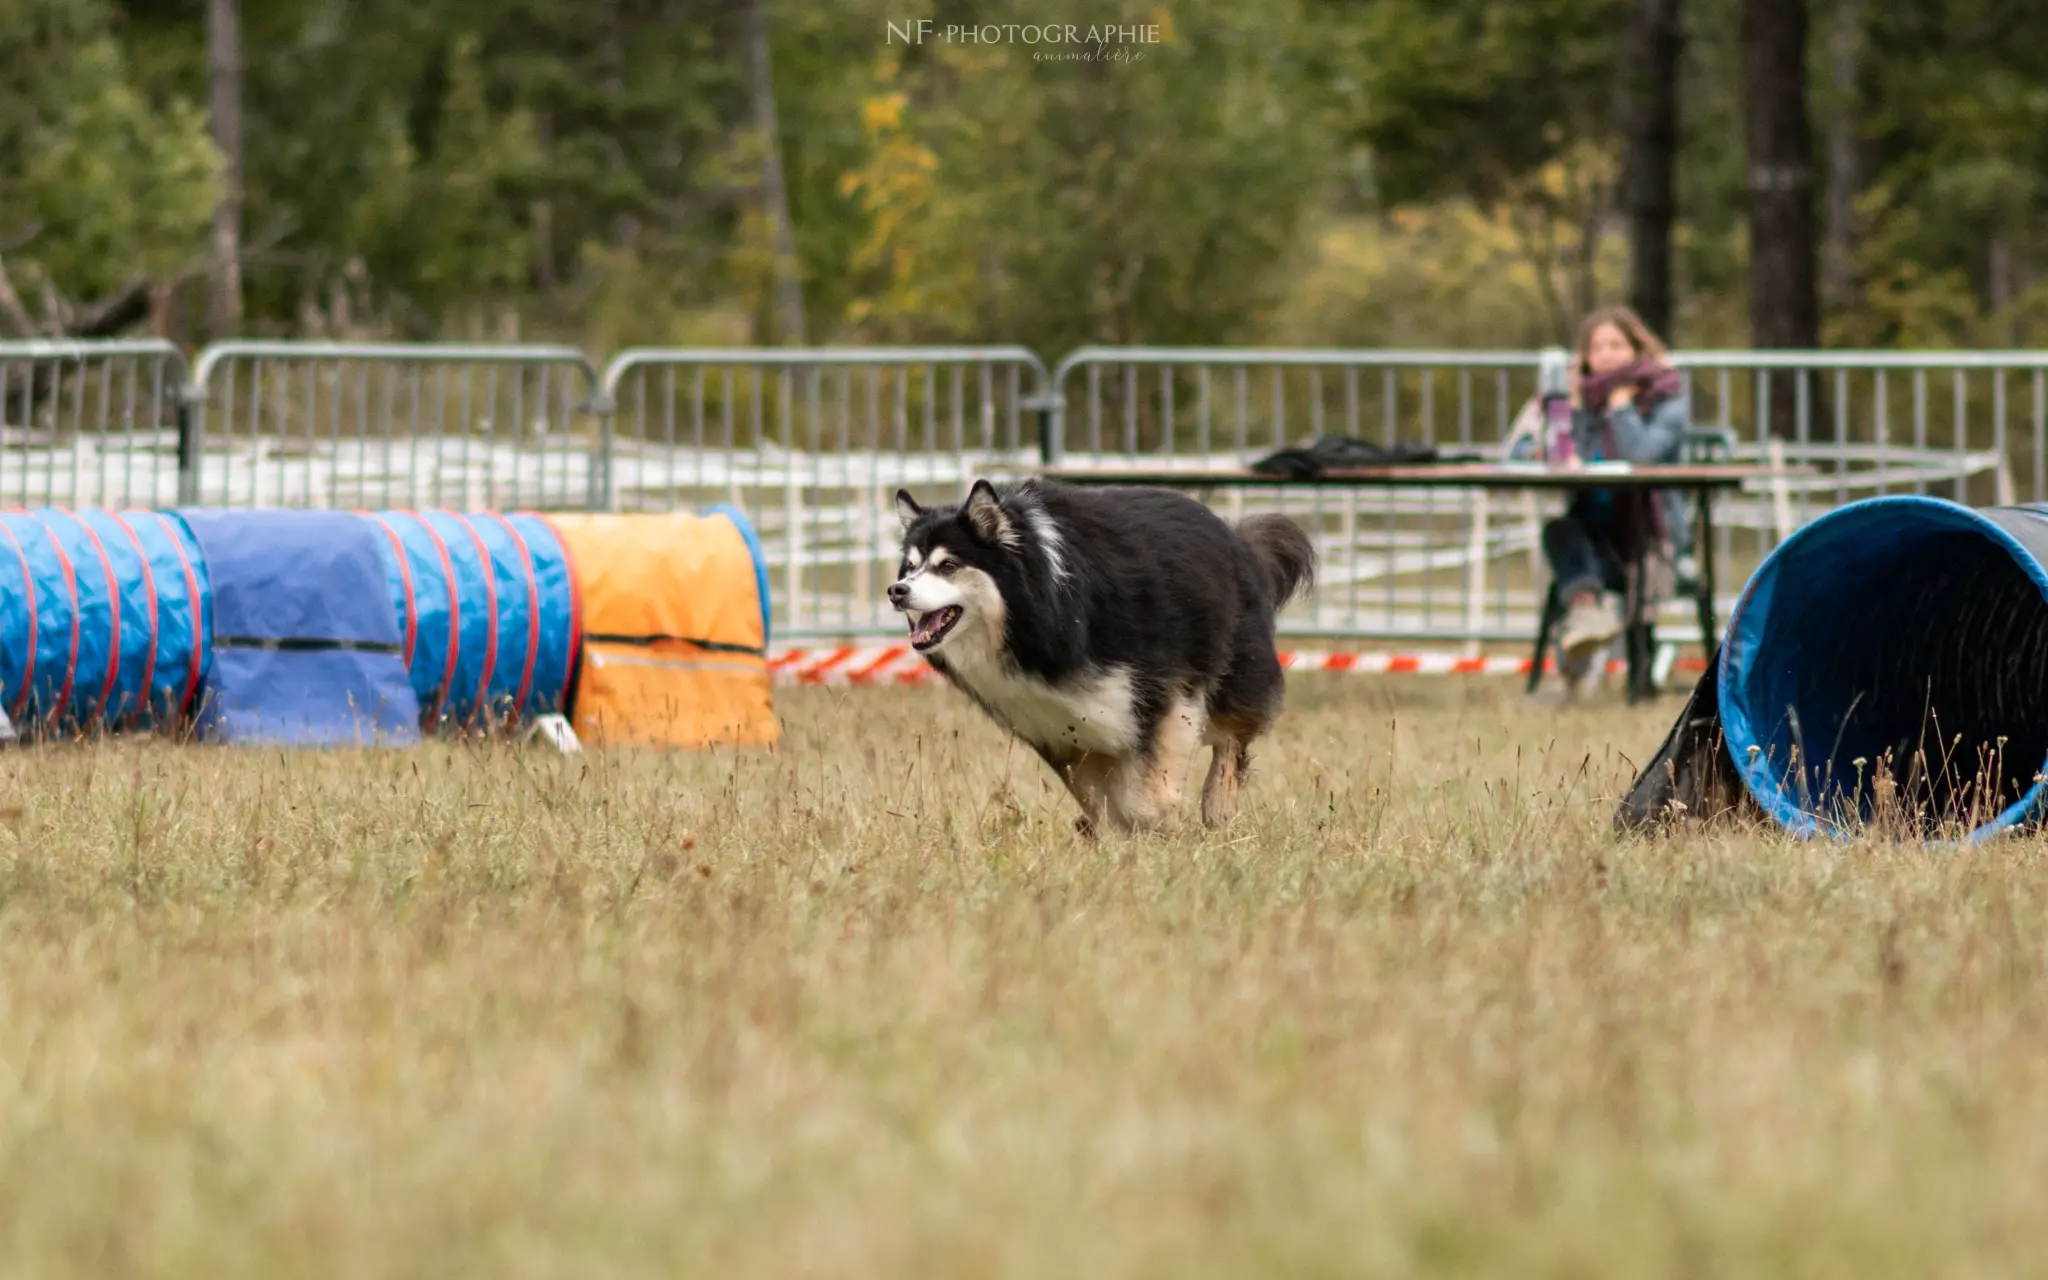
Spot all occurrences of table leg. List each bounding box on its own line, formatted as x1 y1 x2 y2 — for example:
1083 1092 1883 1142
1627 545 1650 705
1696 486 1719 663
1529 580 1558 695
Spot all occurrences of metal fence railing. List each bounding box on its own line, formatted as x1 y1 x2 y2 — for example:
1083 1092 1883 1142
1045 348 1551 646
1670 351 2036 591
598 347 1053 635
1032 348 2043 650
1044 346 1548 462
0 340 189 509
185 342 608 510
2 338 2039 647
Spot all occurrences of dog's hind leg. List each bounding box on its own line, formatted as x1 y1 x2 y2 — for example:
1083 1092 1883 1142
1201 718 1259 827
1204 637 1284 828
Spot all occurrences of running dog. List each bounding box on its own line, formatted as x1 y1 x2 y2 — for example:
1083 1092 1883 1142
889 478 1314 835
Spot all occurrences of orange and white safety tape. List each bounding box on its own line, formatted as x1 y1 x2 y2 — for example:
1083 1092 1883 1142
768 645 1711 687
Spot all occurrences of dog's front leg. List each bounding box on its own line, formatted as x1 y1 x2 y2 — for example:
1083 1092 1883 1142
1057 753 1117 837
1110 699 1204 834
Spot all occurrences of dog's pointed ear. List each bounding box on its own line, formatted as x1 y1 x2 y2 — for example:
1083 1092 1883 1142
894 488 923 531
963 479 1018 548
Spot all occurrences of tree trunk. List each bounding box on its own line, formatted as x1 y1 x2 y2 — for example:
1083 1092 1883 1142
206 0 243 340
742 0 806 345
598 0 641 252
1989 235 2016 344
72 279 152 337
530 113 557 294
148 283 176 340
0 255 36 337
1741 0 1819 438
1621 0 1682 340
1821 0 1862 311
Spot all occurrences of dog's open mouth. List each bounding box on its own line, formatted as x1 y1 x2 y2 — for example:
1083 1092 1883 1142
907 605 963 651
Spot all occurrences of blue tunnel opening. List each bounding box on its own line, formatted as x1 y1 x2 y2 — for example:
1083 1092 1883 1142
1719 496 2048 840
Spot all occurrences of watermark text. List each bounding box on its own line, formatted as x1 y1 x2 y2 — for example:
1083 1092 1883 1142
886 20 1163 45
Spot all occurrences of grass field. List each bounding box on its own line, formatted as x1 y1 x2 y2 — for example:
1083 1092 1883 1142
2 675 2047 1276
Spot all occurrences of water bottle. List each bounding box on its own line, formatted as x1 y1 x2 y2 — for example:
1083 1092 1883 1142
1543 392 1577 467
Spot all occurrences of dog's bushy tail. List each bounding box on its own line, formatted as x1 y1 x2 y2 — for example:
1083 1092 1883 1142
1237 513 1316 610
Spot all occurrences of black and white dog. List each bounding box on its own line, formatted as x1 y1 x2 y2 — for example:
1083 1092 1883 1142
889 478 1315 835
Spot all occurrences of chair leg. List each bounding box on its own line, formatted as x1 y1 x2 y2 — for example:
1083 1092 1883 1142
1693 585 1716 680
1693 489 1720 674
1623 547 1652 705
1528 581 1561 694
1625 621 1656 704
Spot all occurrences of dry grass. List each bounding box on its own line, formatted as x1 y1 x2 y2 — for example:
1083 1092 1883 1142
2 675 2046 1277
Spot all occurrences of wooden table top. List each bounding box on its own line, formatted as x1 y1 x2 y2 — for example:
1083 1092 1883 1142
1035 462 1810 491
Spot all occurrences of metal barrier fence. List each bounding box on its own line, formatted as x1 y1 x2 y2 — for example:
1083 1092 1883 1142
1671 351 2037 508
0 339 189 509
1030 347 2043 649
600 347 1051 634
185 342 607 509
1668 351 2034 636
1043 346 1547 460
1045 347 1550 645
4 338 2044 647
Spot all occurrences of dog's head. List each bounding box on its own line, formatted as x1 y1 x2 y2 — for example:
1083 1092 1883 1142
888 479 1033 657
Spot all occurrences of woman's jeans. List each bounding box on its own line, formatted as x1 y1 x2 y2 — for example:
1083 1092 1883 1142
1542 516 1628 603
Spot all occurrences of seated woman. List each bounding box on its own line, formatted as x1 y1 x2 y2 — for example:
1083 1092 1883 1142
1545 305 1691 690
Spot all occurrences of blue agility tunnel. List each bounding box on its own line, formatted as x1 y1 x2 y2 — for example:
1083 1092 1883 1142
179 509 422 746
0 505 764 750
1717 495 2048 840
359 510 579 729
0 509 210 734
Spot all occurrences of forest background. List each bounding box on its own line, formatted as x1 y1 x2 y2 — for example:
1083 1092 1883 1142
0 0 2037 360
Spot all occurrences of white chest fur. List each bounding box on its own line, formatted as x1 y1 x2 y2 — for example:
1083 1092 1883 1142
942 649 1140 756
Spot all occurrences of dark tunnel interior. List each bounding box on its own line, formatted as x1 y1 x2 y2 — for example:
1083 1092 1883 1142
1723 506 2048 837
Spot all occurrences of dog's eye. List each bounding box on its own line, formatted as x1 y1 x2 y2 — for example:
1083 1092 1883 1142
935 561 958 577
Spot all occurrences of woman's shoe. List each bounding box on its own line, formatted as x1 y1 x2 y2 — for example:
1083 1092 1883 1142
1558 594 1623 659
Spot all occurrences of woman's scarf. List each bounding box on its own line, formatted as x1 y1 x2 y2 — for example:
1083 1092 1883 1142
1580 359 1683 417
1577 358 1684 557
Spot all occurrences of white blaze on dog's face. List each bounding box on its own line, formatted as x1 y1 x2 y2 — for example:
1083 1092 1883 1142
889 543 1006 655
889 488 1008 657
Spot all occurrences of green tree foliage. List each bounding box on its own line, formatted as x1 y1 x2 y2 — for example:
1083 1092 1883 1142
0 0 218 328
23 41 219 296
0 0 2040 349
115 0 745 339
1320 0 1629 206
829 0 1327 352
1831 0 2048 344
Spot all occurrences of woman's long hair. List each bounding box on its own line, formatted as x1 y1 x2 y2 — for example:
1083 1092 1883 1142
1572 304 1680 563
1573 304 1669 380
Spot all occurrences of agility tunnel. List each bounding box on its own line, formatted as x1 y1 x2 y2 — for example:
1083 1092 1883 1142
179 509 423 746
544 507 777 749
0 509 211 734
360 511 579 729
1714 495 2048 840
0 504 774 750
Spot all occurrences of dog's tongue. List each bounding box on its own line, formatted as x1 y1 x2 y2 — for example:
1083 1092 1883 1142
909 607 954 646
